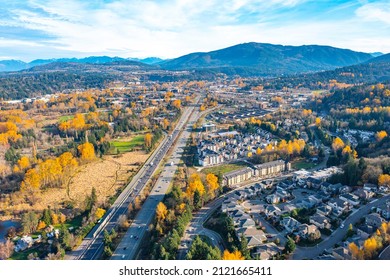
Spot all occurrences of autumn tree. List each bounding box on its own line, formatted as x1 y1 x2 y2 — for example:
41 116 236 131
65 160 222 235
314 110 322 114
21 168 41 191
186 173 205 198
376 131 388 142
17 156 30 171
95 208 106 221
162 118 170 130
378 174 390 186
172 99 181 110
349 242 364 260
58 152 78 175
144 133 152 148
37 220 47 231
363 237 379 259
222 250 245 260
156 202 168 221
332 137 345 151
315 117 321 127
206 173 219 198
51 213 59 225
78 142 95 161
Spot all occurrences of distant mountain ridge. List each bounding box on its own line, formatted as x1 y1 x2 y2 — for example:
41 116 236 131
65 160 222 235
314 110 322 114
0 56 164 72
158 42 374 76
367 53 390 63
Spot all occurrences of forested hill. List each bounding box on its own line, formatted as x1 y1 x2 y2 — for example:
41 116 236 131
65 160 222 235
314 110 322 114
159 42 373 76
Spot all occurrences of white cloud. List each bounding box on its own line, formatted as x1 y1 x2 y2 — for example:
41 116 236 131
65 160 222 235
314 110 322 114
0 0 389 60
355 2 390 25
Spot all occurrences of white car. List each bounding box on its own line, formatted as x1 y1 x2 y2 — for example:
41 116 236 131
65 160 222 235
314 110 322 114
340 223 345 229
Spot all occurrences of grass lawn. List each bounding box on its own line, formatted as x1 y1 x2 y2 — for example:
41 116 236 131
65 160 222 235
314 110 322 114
292 159 316 170
202 162 248 175
10 247 41 260
58 115 74 122
54 214 84 231
109 135 145 153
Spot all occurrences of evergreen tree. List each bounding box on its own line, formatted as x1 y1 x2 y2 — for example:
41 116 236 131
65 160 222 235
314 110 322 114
42 208 52 226
285 237 296 254
193 189 202 210
239 234 251 260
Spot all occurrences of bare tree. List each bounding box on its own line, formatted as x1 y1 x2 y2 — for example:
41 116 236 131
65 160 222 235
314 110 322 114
0 240 15 260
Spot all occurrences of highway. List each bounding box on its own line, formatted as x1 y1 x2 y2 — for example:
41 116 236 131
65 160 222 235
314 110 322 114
111 100 203 260
66 102 197 260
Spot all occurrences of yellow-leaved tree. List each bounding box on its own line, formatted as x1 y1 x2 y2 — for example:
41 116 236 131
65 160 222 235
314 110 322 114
156 202 168 221
206 173 219 198
78 142 95 161
332 137 345 151
222 250 245 260
144 133 152 148
376 131 388 142
95 208 106 220
186 173 205 197
17 156 30 170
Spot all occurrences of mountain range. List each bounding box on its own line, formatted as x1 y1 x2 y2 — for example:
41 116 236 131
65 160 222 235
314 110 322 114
1 43 388 76
159 42 377 76
0 56 163 72
0 42 389 100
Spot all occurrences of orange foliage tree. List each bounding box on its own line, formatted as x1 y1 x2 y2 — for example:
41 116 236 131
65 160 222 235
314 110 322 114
376 131 388 142
222 250 245 260
378 174 390 186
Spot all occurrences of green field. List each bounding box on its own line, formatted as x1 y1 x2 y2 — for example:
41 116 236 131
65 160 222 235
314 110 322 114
109 135 145 153
292 160 316 170
202 162 248 175
58 115 74 122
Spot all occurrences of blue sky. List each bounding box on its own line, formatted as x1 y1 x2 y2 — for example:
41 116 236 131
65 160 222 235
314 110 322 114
0 0 389 61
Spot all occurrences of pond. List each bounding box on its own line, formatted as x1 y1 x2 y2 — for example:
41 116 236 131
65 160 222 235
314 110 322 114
0 220 20 242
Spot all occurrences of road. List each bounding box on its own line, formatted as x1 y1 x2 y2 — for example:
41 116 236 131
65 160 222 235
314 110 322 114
292 194 390 259
379 245 390 260
66 103 197 260
111 100 203 260
176 177 289 260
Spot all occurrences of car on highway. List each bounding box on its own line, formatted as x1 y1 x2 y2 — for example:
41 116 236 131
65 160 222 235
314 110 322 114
340 223 345 229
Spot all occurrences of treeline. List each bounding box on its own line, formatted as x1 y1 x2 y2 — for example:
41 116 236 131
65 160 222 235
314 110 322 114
260 62 390 90
0 72 117 100
13 187 106 260
349 221 390 259
149 185 193 259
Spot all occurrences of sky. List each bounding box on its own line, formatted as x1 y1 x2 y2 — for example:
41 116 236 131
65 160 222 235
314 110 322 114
0 0 390 61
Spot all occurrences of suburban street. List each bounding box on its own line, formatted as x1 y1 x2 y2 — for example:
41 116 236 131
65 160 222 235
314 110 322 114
66 102 197 260
177 178 285 260
111 99 202 260
292 194 390 259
